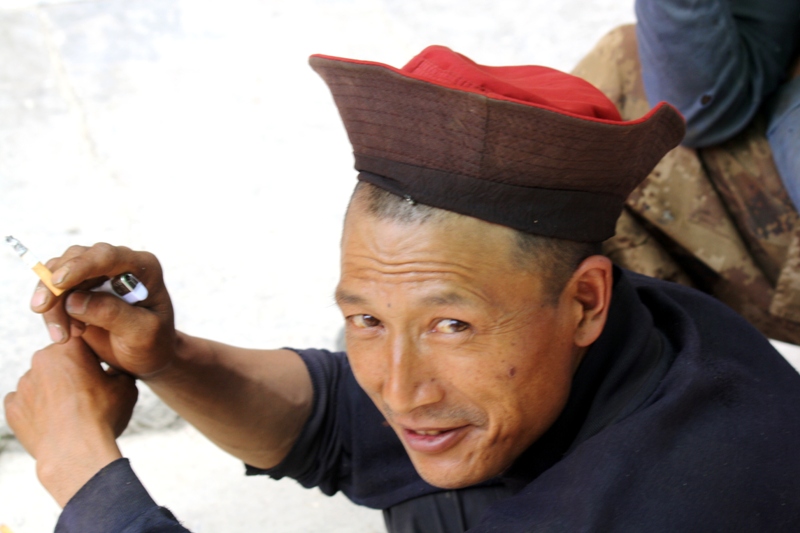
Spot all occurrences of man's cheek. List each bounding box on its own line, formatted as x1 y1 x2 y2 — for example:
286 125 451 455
347 350 384 392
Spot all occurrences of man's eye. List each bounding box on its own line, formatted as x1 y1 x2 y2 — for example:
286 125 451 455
432 319 470 334
350 314 381 328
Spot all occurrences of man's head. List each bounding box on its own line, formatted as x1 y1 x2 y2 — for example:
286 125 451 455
315 45 684 487
336 182 612 487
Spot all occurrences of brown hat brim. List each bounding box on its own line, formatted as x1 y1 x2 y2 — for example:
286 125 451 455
310 53 685 242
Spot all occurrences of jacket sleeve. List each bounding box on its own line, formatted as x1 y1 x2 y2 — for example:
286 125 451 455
635 0 800 147
56 459 190 533
246 349 352 494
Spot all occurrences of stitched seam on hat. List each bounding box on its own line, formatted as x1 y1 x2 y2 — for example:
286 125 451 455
348 128 483 171
342 116 485 175
357 158 626 199
479 95 489 183
336 102 481 136
340 110 485 146
350 119 626 186
354 143 481 176
329 82 636 144
340 106 622 154
347 113 640 192
335 97 486 139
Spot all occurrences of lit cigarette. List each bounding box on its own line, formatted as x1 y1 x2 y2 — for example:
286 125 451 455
5 235 64 296
5 236 148 303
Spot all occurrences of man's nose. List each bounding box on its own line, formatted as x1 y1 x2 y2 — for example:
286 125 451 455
381 333 444 415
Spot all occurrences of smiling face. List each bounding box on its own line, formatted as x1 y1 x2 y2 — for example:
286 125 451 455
336 195 609 489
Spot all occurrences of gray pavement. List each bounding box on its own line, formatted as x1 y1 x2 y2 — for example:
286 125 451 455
8 0 791 531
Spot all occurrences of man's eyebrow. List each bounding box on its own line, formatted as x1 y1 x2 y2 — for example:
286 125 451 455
334 290 367 306
420 292 472 307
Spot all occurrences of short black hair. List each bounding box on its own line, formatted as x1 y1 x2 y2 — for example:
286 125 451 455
348 182 601 303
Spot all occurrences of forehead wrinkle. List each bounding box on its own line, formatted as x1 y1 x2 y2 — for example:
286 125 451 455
335 286 478 311
338 271 493 311
343 251 487 280
341 253 511 310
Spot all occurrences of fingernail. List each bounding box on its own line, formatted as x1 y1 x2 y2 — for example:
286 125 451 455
52 267 69 286
30 287 50 309
48 323 65 343
70 320 86 337
66 291 92 315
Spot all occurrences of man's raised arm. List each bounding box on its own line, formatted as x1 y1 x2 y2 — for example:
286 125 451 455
29 243 314 470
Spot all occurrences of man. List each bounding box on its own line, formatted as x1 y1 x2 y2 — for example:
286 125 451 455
5 46 800 532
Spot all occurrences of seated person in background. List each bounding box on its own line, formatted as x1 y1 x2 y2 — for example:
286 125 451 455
573 1 800 345
5 45 800 533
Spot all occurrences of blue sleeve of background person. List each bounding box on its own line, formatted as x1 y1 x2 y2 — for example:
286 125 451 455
635 0 800 147
767 77 800 209
56 459 190 533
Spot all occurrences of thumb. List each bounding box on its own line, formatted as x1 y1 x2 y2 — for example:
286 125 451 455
65 290 159 350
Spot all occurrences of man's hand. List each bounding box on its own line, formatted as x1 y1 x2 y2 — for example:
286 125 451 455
25 242 313 470
29 243 176 378
3 338 138 507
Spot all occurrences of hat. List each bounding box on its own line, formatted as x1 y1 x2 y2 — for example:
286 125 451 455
309 45 685 242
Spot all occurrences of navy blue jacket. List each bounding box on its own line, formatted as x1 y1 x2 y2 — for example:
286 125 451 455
56 269 800 532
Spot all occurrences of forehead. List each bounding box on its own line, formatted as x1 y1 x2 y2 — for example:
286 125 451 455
338 202 543 302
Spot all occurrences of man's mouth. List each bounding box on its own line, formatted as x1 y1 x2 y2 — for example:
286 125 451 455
413 429 446 436
402 426 469 454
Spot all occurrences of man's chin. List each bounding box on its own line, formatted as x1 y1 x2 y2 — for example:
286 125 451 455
409 455 502 489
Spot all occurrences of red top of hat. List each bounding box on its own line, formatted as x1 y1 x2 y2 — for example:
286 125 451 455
399 45 623 122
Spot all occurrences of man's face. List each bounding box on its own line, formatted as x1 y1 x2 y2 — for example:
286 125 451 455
336 200 587 489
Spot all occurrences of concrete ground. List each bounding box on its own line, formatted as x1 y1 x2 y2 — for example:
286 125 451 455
1 1 797 532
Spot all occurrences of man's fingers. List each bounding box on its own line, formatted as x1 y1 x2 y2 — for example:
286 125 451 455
69 319 86 338
65 291 160 349
30 243 162 312
31 250 99 342
3 391 17 422
30 243 167 345
23 243 174 378
29 251 88 313
50 243 157 293
35 261 80 344
30 282 53 311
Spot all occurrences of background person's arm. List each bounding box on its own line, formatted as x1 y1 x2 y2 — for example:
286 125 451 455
766 54 800 208
635 0 800 147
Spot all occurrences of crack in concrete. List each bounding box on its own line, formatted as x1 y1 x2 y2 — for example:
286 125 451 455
33 5 122 184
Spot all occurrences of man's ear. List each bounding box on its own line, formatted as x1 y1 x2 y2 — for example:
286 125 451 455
565 255 613 348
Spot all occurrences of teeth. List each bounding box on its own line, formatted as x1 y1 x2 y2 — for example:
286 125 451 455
415 430 443 436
